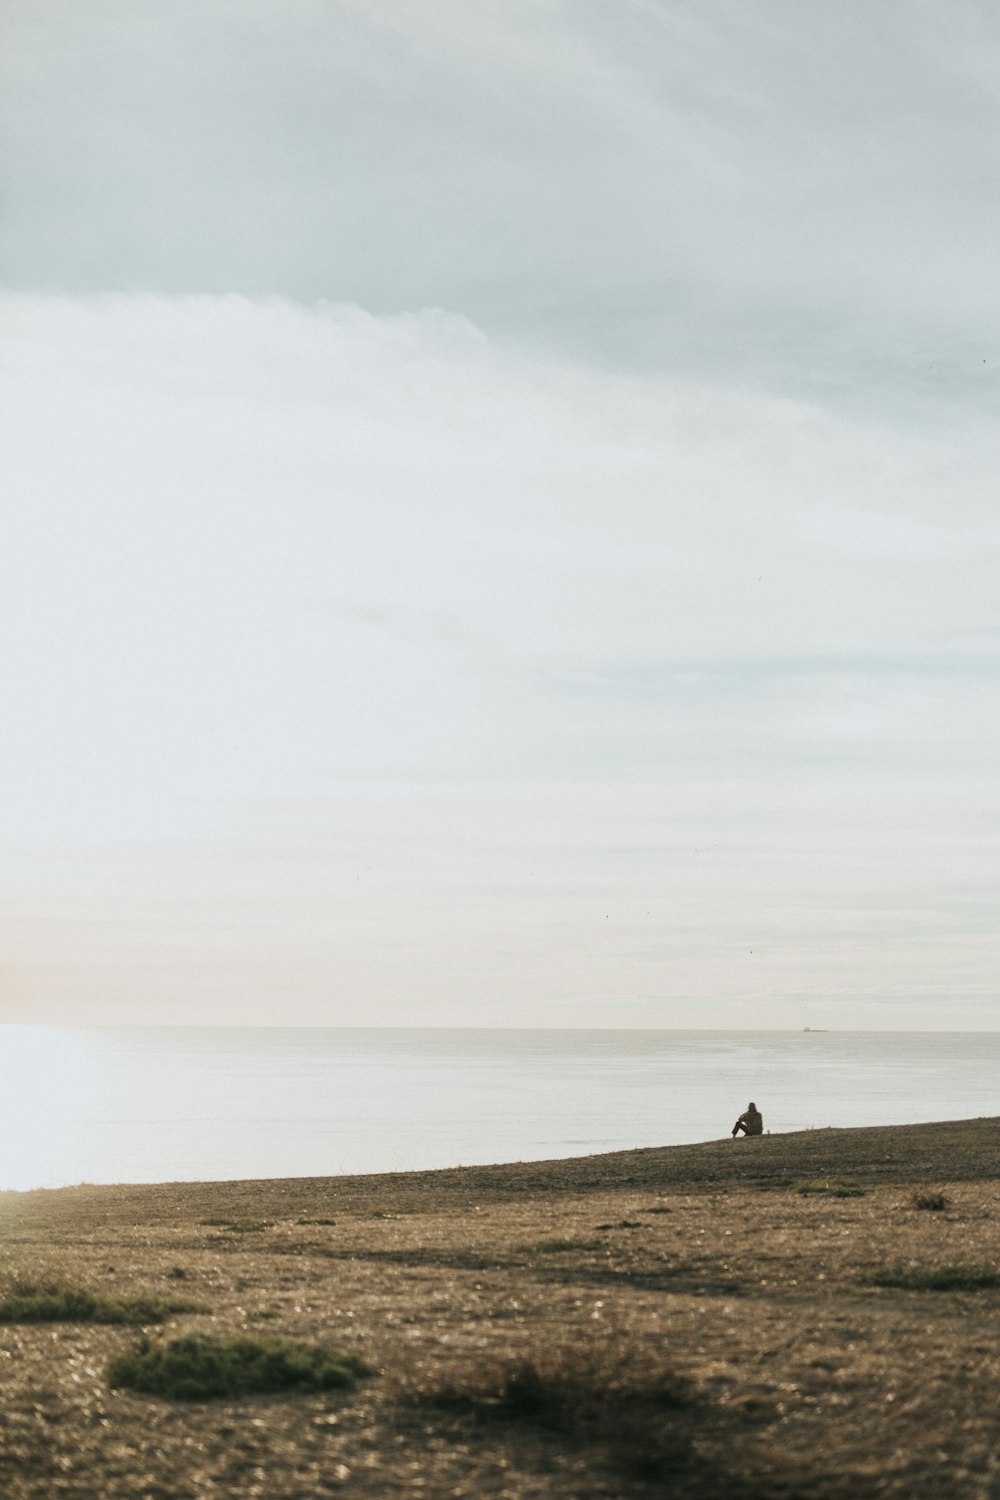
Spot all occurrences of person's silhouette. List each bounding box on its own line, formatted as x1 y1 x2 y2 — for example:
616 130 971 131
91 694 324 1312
731 1101 763 1137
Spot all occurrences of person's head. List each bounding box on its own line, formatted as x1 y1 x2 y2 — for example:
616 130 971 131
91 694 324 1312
748 1102 757 1111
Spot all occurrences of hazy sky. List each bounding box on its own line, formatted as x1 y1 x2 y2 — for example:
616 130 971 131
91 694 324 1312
2 1 998 1028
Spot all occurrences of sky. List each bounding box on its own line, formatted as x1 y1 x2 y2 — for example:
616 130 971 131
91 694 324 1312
1 0 998 1029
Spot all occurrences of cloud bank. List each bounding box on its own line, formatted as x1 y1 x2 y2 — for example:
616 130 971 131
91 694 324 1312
2 3 998 1025
2 294 997 1025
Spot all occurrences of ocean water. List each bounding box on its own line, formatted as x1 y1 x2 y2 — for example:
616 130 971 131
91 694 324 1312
0 1026 997 1193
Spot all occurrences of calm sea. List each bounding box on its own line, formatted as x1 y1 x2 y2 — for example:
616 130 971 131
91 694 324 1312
1 1027 997 1193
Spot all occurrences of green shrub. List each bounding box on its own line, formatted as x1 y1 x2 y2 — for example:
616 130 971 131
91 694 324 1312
0 1283 198 1325
107 1333 373 1401
868 1265 999 1292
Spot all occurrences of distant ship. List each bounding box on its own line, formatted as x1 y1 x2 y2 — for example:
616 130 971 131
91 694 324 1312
803 1026 828 1032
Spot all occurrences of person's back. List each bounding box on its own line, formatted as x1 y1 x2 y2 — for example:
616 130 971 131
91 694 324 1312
732 1102 763 1137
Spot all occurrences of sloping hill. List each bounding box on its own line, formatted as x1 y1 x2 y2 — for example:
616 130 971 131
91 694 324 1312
3 1114 997 1231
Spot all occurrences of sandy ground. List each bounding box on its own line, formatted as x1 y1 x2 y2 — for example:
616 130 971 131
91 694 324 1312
1 1116 999 1498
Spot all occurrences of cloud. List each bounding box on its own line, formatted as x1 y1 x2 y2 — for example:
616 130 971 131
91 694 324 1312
3 1 1000 410
1 292 997 1024
2 6 998 1027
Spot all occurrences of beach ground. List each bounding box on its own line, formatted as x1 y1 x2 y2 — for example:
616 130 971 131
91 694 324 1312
1 1116 998 1498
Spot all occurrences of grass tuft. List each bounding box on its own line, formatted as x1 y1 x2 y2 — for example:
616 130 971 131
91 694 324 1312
107 1333 373 1401
519 1238 604 1254
912 1192 949 1212
792 1179 865 1198
411 1338 697 1480
0 1282 199 1325
868 1264 999 1292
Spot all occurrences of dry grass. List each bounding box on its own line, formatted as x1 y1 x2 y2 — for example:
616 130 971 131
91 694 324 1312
0 1115 999 1498
912 1191 950 1212
407 1335 703 1483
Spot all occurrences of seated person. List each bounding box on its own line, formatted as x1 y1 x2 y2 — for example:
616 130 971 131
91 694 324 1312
732 1101 763 1136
